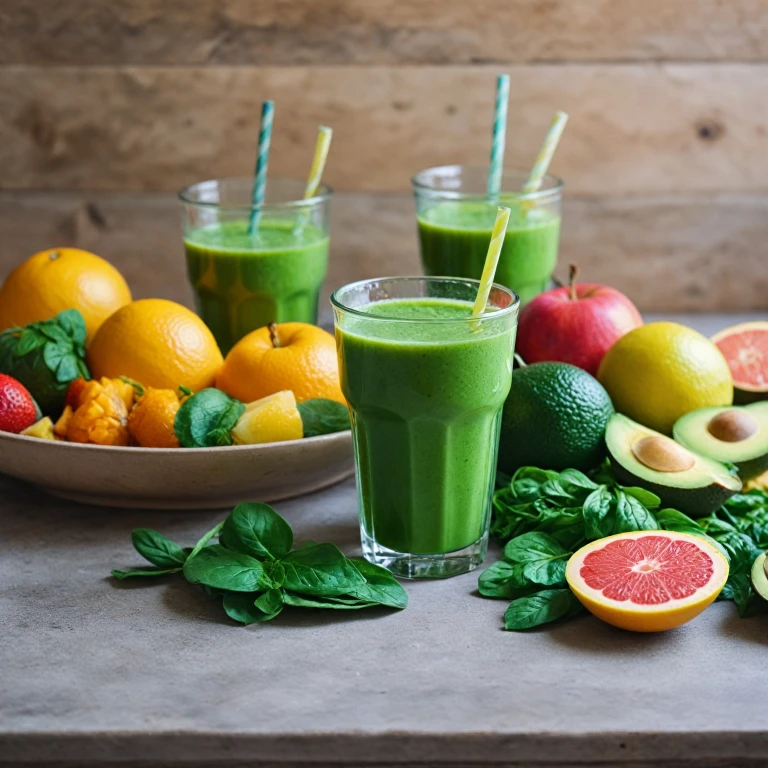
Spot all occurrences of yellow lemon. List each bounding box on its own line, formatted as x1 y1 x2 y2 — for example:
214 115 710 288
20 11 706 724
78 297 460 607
597 322 733 434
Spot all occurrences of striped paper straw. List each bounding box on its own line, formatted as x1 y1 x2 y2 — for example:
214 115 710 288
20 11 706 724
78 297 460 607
248 99 275 235
304 125 333 199
487 74 510 198
472 206 511 319
522 110 569 194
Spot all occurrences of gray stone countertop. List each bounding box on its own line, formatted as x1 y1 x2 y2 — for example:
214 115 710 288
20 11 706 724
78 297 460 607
1 312 767 768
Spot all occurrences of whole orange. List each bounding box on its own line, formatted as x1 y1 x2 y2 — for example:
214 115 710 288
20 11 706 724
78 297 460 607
217 322 345 405
128 388 182 449
88 299 223 392
0 247 131 340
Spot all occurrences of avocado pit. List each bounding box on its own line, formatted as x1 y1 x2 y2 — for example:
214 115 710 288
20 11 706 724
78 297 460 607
631 435 695 473
707 409 759 443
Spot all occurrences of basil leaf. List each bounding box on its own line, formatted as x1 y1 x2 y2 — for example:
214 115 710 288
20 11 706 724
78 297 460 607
523 556 569 587
622 487 661 509
297 398 350 437
174 388 245 448
182 545 265 592
478 560 536 599
56 309 88 347
222 592 282 624
282 543 366 597
131 528 188 568
112 567 181 580
504 532 567 563
220 502 293 561
255 588 284 615
14 331 47 356
345 558 408 609
583 487 616 540
504 588 584 631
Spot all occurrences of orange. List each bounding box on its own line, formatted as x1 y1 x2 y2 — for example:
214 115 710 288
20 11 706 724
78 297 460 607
231 390 303 445
566 531 729 632
88 299 223 392
128 388 182 449
0 247 131 341
217 322 345 405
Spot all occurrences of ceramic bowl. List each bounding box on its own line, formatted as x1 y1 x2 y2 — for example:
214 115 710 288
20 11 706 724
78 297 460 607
0 430 355 509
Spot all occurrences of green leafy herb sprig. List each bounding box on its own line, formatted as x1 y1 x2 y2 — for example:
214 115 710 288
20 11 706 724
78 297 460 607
112 502 407 624
484 464 768 631
174 391 350 448
0 309 90 414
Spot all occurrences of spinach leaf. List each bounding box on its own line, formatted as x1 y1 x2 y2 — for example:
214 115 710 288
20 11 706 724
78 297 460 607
582 487 615 540
622 487 661 508
254 588 284 615
131 528 188 568
174 388 245 448
222 592 282 624
283 592 378 610
613 490 659 534
558 469 598 496
187 521 224 561
504 532 568 564
297 398 350 437
182 545 265 592
345 558 408 609
220 502 293 560
504 589 584 630
478 561 533 599
112 567 181 580
282 543 366 597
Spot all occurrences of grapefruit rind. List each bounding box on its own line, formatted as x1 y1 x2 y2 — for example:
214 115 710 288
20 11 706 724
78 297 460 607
711 321 768 402
566 530 729 632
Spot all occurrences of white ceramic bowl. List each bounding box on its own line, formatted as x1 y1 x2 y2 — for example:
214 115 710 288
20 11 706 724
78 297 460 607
0 430 354 509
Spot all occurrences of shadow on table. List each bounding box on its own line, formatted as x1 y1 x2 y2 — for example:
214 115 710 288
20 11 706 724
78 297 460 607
717 606 768 646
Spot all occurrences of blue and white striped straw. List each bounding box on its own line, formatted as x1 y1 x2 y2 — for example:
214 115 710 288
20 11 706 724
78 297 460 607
487 74 510 199
248 99 275 235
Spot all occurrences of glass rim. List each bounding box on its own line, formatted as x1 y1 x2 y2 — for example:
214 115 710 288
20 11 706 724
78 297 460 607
330 276 520 324
411 164 563 203
177 177 333 211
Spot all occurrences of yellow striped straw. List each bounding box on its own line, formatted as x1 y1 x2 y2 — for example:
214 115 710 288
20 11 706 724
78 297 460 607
304 125 333 199
522 111 569 194
472 206 511 318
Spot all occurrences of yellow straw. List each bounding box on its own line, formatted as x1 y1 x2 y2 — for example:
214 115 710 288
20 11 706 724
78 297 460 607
304 125 333 199
472 206 511 318
522 111 569 194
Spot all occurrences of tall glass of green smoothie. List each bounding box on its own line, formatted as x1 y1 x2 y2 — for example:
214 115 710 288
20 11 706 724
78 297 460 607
412 166 562 304
332 277 519 579
179 178 331 353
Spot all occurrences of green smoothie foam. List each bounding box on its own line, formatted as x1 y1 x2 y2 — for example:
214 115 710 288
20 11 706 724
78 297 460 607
337 297 515 555
417 201 560 304
184 219 329 353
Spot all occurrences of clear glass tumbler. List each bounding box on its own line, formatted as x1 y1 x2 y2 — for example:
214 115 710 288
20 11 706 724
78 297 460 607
412 166 563 304
332 277 519 579
179 178 332 353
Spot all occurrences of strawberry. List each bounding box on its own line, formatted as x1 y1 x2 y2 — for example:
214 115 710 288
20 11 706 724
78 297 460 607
0 373 40 434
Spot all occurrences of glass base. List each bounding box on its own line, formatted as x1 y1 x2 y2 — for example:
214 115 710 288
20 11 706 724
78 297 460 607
361 530 488 579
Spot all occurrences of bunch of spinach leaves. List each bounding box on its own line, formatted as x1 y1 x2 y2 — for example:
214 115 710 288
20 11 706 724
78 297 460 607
113 502 407 624
484 465 768 630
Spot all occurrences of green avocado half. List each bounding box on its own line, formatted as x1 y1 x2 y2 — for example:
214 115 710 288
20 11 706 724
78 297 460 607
751 552 768 602
673 402 768 481
606 413 742 518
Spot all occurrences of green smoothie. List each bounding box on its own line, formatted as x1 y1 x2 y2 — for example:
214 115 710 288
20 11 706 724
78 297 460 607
184 219 329 353
337 298 515 556
418 201 560 304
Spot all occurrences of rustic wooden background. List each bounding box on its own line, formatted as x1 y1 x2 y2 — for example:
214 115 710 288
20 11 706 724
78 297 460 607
1 0 767 312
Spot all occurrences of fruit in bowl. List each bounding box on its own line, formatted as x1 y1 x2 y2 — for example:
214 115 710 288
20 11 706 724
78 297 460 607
515 266 642 376
0 373 41 434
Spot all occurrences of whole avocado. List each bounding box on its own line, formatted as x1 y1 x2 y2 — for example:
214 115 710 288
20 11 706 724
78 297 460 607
498 361 614 474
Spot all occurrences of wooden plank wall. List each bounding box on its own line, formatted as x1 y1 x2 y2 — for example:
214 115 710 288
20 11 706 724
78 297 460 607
0 0 767 312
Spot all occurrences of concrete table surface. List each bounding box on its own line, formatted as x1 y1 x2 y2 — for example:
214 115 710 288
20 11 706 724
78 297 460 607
1 313 767 768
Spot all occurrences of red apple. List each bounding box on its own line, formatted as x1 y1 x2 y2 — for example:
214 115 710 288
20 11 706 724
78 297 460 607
516 266 643 377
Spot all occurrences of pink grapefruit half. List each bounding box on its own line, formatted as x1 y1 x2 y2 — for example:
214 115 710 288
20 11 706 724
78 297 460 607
566 531 729 632
712 321 768 404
